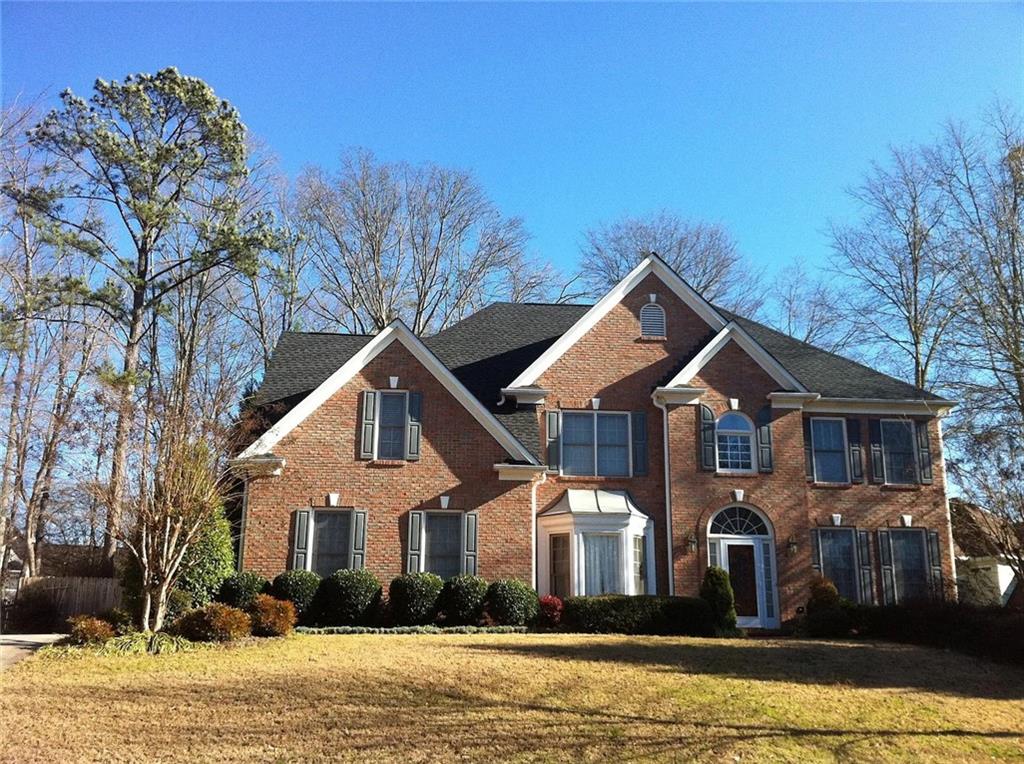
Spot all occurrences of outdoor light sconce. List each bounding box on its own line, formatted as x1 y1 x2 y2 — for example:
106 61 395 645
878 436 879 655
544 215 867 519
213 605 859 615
787 535 799 556
684 533 698 554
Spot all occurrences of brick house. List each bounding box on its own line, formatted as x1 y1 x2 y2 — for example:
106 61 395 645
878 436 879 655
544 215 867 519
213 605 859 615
233 254 957 629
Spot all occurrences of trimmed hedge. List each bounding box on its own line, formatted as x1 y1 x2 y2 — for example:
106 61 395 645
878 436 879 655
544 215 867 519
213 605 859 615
309 569 382 626
297 625 528 635
437 575 488 625
272 570 321 620
216 572 270 610
562 595 715 636
485 579 539 626
389 573 444 626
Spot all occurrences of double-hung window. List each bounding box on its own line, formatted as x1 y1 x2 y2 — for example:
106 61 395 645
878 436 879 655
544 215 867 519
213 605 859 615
377 392 407 459
549 534 571 598
311 510 352 578
888 529 930 602
423 512 462 580
583 533 622 594
811 418 849 483
816 528 858 601
716 412 755 472
881 420 917 485
561 412 630 477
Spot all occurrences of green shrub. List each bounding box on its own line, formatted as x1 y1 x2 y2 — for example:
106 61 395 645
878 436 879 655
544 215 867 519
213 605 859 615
699 566 737 633
389 573 444 626
176 507 235 607
309 569 382 626
806 577 842 614
271 570 321 620
250 594 297 637
216 571 269 610
173 602 251 642
437 575 489 625
484 579 539 626
98 607 137 636
804 577 852 637
66 615 115 645
562 595 715 636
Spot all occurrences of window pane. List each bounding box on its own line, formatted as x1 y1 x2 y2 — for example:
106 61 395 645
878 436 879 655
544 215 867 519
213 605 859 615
812 419 849 483
312 511 351 578
595 414 629 476
819 529 857 601
550 534 570 598
717 434 753 470
815 452 849 483
378 393 406 459
632 535 646 594
584 534 622 595
425 513 462 580
562 413 595 475
882 421 917 485
891 530 929 602
718 413 752 431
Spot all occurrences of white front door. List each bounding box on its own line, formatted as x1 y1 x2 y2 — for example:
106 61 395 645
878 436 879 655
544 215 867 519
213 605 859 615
718 538 778 629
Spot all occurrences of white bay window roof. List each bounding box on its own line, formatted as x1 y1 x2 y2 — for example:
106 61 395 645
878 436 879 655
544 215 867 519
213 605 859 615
539 489 647 518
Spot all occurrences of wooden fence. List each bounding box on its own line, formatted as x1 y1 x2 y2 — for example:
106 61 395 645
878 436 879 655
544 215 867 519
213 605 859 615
18 576 122 619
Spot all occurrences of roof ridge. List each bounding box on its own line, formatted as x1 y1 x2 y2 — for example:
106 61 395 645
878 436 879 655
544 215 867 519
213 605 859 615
280 330 377 338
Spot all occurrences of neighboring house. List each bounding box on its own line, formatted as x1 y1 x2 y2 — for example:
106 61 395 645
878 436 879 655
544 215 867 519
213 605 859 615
232 254 957 629
951 499 1022 608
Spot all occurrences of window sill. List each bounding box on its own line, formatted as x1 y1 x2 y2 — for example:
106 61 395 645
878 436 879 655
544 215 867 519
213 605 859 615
370 459 406 467
714 470 758 478
637 335 667 343
811 481 853 490
556 474 633 482
881 483 921 491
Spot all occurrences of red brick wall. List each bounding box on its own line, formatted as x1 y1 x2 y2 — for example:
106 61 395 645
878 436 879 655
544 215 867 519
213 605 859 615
242 341 534 584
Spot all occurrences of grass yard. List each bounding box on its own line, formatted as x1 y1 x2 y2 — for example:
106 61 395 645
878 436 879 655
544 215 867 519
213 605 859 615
2 634 1023 763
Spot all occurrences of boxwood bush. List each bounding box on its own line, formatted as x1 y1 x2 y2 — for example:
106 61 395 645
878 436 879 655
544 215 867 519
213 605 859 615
437 575 489 625
699 566 737 634
485 579 539 626
216 571 270 610
562 595 715 636
309 569 382 626
389 573 444 625
271 570 321 620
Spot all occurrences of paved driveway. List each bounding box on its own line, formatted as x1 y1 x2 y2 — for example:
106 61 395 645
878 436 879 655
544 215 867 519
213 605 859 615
1 634 63 668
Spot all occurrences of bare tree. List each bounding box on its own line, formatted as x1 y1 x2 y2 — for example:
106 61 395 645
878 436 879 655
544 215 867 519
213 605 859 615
765 259 864 354
299 149 554 335
578 211 764 314
831 146 958 390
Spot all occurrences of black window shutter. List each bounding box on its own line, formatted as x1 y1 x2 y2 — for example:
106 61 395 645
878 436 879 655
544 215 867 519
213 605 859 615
631 411 648 476
803 418 814 480
405 391 422 461
878 530 895 604
810 528 822 573
463 511 479 576
545 411 560 471
868 419 885 484
756 405 773 473
349 509 367 570
292 509 311 571
407 510 424 573
699 404 716 471
847 419 865 483
359 391 377 460
857 530 875 604
915 421 933 484
927 529 943 598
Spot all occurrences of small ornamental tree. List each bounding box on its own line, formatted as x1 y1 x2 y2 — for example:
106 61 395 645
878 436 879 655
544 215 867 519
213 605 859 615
700 566 737 633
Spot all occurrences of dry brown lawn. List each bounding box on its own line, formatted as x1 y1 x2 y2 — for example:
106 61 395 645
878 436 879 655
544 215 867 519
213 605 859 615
2 633 1023 762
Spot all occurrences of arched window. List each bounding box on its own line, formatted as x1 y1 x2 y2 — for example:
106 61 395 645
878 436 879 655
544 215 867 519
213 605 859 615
709 506 770 536
639 303 666 337
716 412 755 472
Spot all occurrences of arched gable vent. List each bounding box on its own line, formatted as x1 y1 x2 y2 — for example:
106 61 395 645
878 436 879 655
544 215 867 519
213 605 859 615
640 302 666 337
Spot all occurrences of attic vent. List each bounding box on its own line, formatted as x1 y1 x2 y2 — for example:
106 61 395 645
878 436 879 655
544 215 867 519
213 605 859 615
640 303 666 338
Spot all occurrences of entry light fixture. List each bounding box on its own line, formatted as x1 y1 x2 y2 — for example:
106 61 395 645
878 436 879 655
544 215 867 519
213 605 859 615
787 535 799 555
684 532 698 554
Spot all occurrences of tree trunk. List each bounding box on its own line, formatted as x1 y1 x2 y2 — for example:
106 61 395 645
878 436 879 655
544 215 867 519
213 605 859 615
140 586 153 632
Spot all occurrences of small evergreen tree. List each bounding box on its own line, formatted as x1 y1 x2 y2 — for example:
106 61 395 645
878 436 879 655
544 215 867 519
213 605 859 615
700 566 738 633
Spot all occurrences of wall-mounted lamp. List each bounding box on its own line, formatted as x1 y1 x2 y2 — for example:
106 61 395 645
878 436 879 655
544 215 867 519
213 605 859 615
787 535 799 555
684 533 698 554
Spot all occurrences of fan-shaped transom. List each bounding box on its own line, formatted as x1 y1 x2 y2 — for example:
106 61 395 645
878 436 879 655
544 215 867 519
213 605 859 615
709 506 770 536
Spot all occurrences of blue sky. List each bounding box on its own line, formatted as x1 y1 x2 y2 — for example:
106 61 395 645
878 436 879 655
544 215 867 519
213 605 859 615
3 2 1021 279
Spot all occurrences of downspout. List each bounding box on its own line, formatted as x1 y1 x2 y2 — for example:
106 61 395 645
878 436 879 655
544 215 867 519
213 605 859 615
237 478 249 572
653 394 675 596
530 470 548 590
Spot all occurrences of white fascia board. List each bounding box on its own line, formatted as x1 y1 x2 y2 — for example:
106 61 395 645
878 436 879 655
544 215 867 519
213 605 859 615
506 255 728 389
239 321 539 465
768 392 822 410
651 386 707 405
494 463 547 481
803 397 958 416
662 323 807 393
500 387 549 405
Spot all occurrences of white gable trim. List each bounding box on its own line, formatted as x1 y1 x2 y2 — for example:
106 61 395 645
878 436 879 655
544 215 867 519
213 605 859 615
663 322 808 392
506 255 728 388
238 321 539 464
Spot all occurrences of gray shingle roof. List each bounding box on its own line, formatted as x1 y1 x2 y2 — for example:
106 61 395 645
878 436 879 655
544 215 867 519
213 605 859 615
253 300 942 460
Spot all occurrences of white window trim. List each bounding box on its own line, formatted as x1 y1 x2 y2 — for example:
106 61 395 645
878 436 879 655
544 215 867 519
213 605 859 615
418 509 467 577
374 389 409 461
810 416 850 485
706 505 779 629
639 302 667 338
714 412 757 475
560 410 633 478
306 507 353 575
880 418 919 486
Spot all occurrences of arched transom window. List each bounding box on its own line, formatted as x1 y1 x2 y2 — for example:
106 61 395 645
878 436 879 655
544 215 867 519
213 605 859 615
639 303 666 338
709 506 770 536
716 412 755 472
